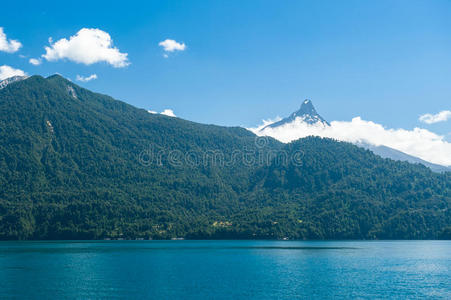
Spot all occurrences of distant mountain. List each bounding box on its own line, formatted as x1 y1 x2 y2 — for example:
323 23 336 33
261 99 450 173
262 99 329 130
0 75 28 89
0 75 450 240
357 142 451 173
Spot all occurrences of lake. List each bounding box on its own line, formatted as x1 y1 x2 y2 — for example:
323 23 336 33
0 240 450 299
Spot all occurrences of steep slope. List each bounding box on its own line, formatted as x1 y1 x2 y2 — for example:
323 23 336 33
0 75 450 240
0 75 281 239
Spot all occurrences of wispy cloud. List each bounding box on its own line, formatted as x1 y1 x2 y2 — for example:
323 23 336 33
42 28 130 67
159 39 186 57
249 116 282 131
0 65 27 80
0 27 22 53
419 110 451 124
249 117 451 167
29 58 42 66
76 74 98 82
148 109 176 117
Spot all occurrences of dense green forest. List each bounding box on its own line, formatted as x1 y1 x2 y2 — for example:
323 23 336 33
0 75 450 240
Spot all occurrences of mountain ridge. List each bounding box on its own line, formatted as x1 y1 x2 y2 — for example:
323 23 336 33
356 142 451 173
0 75 28 89
0 75 450 240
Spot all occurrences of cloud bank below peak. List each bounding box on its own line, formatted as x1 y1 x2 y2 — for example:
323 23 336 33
248 116 451 167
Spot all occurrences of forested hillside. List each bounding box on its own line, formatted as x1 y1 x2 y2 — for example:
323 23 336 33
0 75 450 240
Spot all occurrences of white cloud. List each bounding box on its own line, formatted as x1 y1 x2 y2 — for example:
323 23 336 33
147 109 176 117
250 116 282 131
0 27 22 53
158 39 186 53
161 109 176 117
249 116 451 167
42 28 130 67
419 110 451 124
76 74 98 82
0 65 27 80
29 58 42 66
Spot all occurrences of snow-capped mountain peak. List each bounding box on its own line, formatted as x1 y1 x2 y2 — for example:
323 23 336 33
261 99 329 130
250 99 451 172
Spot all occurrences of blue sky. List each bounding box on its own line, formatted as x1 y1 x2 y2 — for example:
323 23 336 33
1 0 451 136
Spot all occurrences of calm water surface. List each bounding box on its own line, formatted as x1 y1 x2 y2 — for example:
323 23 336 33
0 240 450 299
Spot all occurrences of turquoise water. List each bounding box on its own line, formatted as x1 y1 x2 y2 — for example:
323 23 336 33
0 241 450 299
